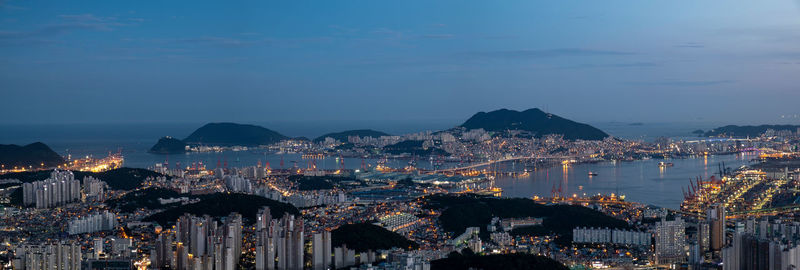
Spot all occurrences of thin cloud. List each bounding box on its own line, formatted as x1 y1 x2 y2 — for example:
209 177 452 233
0 0 27 10
674 42 704 48
559 62 659 69
177 36 260 47
457 48 635 59
420 34 454 39
626 80 734 87
0 13 139 46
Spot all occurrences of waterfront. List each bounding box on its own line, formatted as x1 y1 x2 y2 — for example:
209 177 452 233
0 122 746 211
495 154 754 209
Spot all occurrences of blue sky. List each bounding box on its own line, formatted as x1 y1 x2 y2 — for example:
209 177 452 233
2 0 800 125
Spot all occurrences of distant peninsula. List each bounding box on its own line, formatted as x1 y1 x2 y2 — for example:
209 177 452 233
460 108 609 140
0 142 65 168
149 123 289 154
704 125 800 138
148 136 187 154
313 129 390 143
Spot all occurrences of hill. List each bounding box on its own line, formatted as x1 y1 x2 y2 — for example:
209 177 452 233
90 168 168 190
424 194 629 245
0 142 64 168
107 187 187 213
331 223 419 252
182 122 288 146
143 193 299 225
460 108 608 140
704 125 800 138
148 136 187 154
383 140 449 156
313 129 390 143
431 253 568 270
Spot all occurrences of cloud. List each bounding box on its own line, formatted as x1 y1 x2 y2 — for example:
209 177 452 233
559 62 659 69
457 48 635 59
58 14 112 22
0 23 111 40
0 13 139 46
176 36 261 47
0 0 27 11
420 34 454 39
480 35 519 40
674 42 704 48
625 80 734 87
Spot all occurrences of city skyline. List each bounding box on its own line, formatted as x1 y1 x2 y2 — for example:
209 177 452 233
2 1 800 125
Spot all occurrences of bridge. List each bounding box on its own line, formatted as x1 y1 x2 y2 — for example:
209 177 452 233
428 154 581 174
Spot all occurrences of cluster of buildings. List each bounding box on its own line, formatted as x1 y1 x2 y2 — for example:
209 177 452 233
572 227 650 246
152 212 244 270
379 213 420 233
253 207 305 270
13 242 82 270
721 216 800 269
67 210 117 235
22 169 81 208
223 174 253 193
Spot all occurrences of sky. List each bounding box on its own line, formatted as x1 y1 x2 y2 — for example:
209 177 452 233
2 0 800 126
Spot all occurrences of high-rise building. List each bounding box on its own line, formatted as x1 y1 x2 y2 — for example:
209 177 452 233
655 216 686 264
151 233 173 269
82 176 106 201
22 169 81 208
311 231 332 270
708 204 726 251
254 206 305 270
697 221 710 255
13 241 82 270
67 210 117 235
172 212 241 270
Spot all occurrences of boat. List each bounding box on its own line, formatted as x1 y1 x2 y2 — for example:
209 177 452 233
658 162 674 168
588 172 598 176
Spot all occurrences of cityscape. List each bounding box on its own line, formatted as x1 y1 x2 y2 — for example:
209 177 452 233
3 1 800 270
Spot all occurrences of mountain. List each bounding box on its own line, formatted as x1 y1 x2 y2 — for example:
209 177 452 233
704 125 800 138
313 129 390 143
183 122 288 146
0 142 65 168
460 108 609 140
148 136 187 154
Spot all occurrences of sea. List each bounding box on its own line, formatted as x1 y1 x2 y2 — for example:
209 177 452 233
0 121 744 209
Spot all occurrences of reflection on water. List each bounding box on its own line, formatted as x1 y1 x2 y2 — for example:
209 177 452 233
495 154 752 209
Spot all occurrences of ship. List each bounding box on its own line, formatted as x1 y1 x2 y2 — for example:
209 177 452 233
588 172 598 176
658 162 674 168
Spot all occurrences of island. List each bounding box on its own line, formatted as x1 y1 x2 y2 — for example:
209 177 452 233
183 122 288 146
0 142 65 168
148 136 187 154
459 108 609 140
704 125 800 138
148 122 289 154
313 129 390 143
